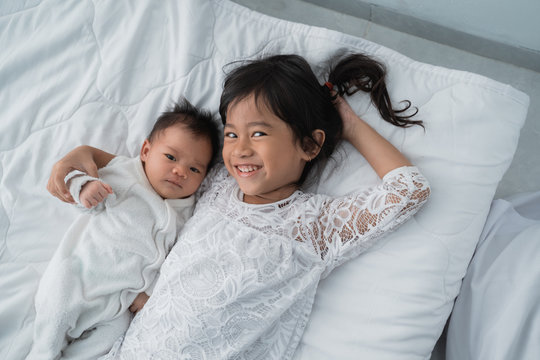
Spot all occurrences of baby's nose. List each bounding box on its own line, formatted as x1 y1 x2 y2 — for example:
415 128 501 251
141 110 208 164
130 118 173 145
173 166 187 178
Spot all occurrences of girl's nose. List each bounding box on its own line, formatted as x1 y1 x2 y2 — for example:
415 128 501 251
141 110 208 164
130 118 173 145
233 138 253 157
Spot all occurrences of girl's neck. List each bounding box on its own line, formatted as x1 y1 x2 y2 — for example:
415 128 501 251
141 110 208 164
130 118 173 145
242 183 299 204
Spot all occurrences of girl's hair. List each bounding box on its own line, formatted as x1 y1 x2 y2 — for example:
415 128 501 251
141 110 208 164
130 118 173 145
219 53 421 185
149 97 221 169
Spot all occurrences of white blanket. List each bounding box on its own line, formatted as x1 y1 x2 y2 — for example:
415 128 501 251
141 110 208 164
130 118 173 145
0 0 529 359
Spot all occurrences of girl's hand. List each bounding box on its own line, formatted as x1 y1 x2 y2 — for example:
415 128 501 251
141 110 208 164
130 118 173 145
129 292 150 314
332 93 411 177
333 94 362 142
47 146 113 203
79 180 113 209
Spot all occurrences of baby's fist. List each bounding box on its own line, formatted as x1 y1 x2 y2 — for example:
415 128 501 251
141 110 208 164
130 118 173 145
79 180 113 209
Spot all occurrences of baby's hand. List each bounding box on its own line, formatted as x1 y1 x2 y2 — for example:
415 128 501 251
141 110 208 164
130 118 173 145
129 292 150 314
79 180 113 209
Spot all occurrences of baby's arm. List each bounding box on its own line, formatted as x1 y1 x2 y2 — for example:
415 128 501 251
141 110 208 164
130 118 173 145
66 171 113 210
48 145 116 203
129 292 149 314
129 272 161 314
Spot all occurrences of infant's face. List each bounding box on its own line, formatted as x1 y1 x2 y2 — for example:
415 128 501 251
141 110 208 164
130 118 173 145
140 124 212 199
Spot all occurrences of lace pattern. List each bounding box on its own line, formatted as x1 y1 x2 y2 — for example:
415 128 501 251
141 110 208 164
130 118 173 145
101 164 430 360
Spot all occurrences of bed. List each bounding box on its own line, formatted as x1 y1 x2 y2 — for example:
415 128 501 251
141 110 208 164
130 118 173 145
0 0 531 359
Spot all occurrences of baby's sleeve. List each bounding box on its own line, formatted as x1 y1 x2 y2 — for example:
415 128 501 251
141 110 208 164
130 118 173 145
145 273 159 296
65 170 103 212
306 166 431 276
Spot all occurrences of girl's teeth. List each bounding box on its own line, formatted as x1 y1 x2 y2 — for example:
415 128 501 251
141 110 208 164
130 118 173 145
238 166 258 172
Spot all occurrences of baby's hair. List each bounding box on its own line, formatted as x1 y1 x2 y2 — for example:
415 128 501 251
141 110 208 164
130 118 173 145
219 53 421 185
148 98 221 169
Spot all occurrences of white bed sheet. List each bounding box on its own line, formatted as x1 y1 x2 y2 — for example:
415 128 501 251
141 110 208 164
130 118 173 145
446 191 540 360
0 0 530 359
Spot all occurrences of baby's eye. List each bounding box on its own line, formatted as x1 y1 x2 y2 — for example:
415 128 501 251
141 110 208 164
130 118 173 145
190 167 201 174
253 131 266 137
225 132 237 138
165 154 176 161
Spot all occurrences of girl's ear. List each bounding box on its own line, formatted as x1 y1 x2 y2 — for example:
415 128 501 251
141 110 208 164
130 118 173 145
140 139 151 162
302 129 325 160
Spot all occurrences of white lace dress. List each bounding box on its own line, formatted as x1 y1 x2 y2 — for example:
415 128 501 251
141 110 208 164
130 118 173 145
101 164 430 360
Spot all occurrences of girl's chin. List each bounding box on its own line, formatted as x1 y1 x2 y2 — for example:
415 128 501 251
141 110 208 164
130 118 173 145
238 186 258 196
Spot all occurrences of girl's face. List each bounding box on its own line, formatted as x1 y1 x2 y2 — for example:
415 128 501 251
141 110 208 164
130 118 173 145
222 95 312 204
140 124 212 199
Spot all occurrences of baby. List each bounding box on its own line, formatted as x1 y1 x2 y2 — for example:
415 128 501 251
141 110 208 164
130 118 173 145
28 98 220 360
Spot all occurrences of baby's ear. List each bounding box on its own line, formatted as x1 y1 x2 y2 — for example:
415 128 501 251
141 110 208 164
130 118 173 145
302 130 325 159
140 139 151 161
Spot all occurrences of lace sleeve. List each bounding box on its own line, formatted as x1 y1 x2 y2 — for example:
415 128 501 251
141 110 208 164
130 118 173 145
304 166 430 276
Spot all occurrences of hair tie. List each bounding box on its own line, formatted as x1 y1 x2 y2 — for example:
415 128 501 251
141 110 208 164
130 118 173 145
323 81 337 101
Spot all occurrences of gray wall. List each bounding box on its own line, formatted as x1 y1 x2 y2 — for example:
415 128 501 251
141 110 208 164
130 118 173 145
303 0 540 71
356 0 539 51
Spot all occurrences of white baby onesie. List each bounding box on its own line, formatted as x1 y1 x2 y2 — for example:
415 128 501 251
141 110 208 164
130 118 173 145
29 156 194 360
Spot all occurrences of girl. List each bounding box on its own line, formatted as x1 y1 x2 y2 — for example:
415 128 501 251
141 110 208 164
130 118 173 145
47 53 430 359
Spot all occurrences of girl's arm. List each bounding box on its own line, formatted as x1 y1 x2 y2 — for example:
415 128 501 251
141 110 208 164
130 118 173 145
334 95 412 177
312 165 430 275
302 96 429 273
47 145 116 203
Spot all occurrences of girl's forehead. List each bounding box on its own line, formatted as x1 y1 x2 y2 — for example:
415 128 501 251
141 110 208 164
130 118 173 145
227 94 277 121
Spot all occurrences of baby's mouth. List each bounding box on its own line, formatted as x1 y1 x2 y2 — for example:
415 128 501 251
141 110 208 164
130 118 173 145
166 179 182 188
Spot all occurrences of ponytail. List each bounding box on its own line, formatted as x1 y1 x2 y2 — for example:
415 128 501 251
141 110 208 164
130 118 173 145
328 53 423 128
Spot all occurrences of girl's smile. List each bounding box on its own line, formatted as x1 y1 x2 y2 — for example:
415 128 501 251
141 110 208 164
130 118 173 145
234 164 262 177
222 95 312 204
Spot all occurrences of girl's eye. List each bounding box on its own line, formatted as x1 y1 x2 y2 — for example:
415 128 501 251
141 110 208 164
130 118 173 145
253 131 266 137
190 167 201 174
225 132 237 138
165 154 176 161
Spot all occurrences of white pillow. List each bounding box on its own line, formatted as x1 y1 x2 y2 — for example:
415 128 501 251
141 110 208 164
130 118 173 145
0 0 529 359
